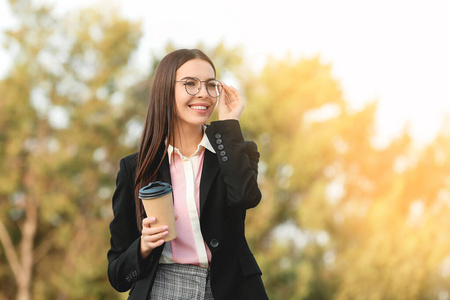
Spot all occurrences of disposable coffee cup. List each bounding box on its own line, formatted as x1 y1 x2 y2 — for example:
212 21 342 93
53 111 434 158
139 181 177 241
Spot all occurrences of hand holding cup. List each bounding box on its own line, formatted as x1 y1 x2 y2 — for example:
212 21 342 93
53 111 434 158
140 217 168 258
138 181 177 258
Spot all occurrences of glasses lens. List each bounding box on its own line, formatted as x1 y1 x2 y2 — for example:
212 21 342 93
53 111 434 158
184 78 201 95
207 80 222 97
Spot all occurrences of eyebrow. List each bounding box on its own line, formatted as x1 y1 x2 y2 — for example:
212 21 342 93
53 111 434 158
180 76 217 81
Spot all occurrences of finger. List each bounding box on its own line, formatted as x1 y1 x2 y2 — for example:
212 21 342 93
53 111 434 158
143 238 165 249
219 84 231 104
224 93 231 104
222 83 239 101
142 230 169 243
218 84 229 105
142 217 156 228
217 90 229 111
142 225 169 236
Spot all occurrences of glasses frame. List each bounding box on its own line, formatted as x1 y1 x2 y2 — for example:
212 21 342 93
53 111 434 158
175 77 223 98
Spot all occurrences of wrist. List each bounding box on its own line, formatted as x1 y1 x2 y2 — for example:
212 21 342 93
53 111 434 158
139 236 152 259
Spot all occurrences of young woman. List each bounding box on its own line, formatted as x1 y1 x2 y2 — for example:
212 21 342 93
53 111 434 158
107 49 268 300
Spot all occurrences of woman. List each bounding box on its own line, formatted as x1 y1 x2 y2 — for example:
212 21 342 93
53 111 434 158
107 49 268 300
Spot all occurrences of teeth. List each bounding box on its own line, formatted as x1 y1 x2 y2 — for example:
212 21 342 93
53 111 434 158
191 106 207 110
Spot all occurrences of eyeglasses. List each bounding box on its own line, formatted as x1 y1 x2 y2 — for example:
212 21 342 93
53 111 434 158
175 77 223 98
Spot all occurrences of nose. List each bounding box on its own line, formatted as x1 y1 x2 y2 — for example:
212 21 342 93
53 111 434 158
196 82 210 97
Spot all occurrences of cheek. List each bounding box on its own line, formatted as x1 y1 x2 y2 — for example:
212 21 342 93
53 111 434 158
174 90 188 107
211 97 218 108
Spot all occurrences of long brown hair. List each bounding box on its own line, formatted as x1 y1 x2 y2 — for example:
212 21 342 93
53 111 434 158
134 49 216 231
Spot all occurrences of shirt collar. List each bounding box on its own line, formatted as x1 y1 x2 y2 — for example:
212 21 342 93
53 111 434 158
167 127 215 164
199 131 215 154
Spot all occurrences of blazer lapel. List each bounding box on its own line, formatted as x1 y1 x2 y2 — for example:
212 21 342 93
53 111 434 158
159 154 172 185
200 150 220 215
160 148 218 215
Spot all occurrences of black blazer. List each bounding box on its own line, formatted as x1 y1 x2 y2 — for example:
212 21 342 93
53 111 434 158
107 120 268 300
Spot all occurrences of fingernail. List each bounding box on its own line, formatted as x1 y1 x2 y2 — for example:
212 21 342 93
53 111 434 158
163 231 168 235
162 225 168 230
150 217 156 222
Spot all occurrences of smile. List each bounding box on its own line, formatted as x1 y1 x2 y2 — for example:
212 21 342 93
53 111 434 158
190 105 208 110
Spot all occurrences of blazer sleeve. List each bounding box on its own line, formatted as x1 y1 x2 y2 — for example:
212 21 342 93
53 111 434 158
107 157 161 292
206 119 262 209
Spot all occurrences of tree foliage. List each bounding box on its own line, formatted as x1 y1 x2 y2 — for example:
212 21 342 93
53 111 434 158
241 54 450 299
0 0 141 298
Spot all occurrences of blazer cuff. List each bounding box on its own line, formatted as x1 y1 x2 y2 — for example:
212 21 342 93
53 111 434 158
207 119 244 142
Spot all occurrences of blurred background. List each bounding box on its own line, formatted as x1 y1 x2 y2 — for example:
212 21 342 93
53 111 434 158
1 0 450 299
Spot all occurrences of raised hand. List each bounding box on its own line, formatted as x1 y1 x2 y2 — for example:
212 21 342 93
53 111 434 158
217 82 244 121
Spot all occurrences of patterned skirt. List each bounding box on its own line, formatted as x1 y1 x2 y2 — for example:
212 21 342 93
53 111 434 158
149 263 214 300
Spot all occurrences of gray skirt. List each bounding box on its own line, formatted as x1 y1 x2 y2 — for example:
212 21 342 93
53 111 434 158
149 263 214 300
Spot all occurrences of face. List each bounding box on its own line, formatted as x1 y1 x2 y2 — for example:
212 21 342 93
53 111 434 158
174 59 218 129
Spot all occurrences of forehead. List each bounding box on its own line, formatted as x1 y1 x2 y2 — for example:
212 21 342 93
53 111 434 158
176 59 215 80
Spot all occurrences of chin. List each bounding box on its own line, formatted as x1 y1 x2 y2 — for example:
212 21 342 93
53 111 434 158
193 116 212 125
182 119 210 128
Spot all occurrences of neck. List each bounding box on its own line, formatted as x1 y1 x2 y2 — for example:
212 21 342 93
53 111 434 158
172 123 204 157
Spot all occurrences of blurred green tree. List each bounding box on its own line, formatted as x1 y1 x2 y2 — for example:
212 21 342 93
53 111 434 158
240 55 351 299
241 53 450 299
332 126 450 300
0 0 141 299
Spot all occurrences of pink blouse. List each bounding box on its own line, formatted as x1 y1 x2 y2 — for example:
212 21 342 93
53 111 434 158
159 133 215 268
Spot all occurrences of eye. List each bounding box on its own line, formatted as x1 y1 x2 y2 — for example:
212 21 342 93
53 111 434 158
184 78 198 87
207 80 219 88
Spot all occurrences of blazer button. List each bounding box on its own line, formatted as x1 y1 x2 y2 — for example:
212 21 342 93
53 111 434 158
215 139 222 145
217 144 224 150
215 133 222 139
220 151 226 157
222 156 228 162
210 239 219 248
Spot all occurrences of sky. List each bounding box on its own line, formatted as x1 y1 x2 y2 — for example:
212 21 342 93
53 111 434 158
1 0 450 146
